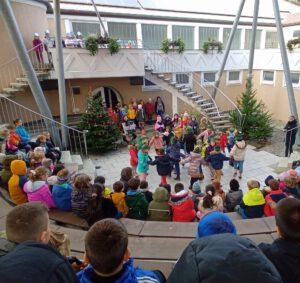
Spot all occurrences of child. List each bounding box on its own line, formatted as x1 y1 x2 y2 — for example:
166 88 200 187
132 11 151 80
13 118 32 152
200 116 208 133
87 183 118 226
120 167 133 194
139 180 153 203
163 127 173 147
236 179 265 219
154 115 165 133
181 111 190 127
42 158 53 176
225 179 243 212
125 178 149 220
29 151 45 170
182 126 197 154
284 177 300 198
191 180 204 210
167 137 185 181
197 184 224 219
148 187 171 221
259 198 300 283
127 103 136 121
197 127 214 143
227 128 235 153
149 131 164 154
137 145 151 182
189 115 199 135
145 98 155 124
110 181 128 217
8 160 28 205
23 167 55 209
169 183 196 222
212 180 226 202
230 133 247 179
94 176 111 198
136 104 145 130
149 148 173 185
71 173 93 219
264 179 287 217
220 130 228 153
174 120 183 139
52 169 73 211
77 219 165 282
36 135 60 163
206 146 229 182
128 144 138 174
43 131 62 161
0 155 18 189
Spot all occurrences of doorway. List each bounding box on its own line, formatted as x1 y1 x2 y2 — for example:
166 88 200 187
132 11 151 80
92 86 122 109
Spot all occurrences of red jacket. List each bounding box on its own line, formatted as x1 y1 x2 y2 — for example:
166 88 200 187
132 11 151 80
220 133 228 149
145 102 155 115
129 148 138 167
264 190 287 217
169 191 196 222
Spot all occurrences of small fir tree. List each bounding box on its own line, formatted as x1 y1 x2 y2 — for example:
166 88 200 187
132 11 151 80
230 78 273 141
79 95 121 153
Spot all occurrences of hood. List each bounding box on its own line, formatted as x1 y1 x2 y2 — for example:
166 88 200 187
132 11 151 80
153 187 169 202
236 140 246 149
170 190 189 205
2 155 18 170
24 181 46 193
243 188 265 206
10 160 27 175
47 175 58 185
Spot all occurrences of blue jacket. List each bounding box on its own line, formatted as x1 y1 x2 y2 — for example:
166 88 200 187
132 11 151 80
15 125 30 143
77 258 162 283
206 152 229 170
52 183 73 211
167 142 184 162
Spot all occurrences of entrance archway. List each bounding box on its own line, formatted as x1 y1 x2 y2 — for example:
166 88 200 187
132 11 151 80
92 86 122 109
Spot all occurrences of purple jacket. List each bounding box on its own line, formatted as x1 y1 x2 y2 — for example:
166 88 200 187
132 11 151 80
23 180 56 209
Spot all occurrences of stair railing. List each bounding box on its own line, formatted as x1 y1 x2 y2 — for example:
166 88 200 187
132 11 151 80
0 94 88 156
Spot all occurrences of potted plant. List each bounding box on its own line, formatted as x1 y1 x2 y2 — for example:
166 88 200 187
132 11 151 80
85 35 99 56
108 38 121 55
161 38 185 54
202 39 223 54
287 37 300 52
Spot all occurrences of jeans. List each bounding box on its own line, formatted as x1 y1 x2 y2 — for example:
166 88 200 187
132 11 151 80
235 205 248 219
234 160 244 173
174 162 180 177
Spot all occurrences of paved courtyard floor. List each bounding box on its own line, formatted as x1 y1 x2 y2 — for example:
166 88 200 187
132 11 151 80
90 145 281 194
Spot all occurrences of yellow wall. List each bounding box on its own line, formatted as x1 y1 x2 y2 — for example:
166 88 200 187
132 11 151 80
47 18 67 38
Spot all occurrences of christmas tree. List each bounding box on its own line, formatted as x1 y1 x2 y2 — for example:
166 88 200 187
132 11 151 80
230 78 273 141
79 95 121 153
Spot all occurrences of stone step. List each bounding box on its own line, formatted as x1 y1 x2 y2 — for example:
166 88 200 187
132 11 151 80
174 84 186 89
10 82 28 89
184 91 196 97
201 102 214 108
71 154 84 170
16 77 29 82
190 95 203 101
195 98 207 104
204 106 218 112
0 93 12 99
80 158 96 179
210 115 230 120
213 119 230 125
60 150 72 164
2 88 20 94
157 74 165 79
164 78 171 82
169 81 177 86
214 124 231 130
180 88 190 93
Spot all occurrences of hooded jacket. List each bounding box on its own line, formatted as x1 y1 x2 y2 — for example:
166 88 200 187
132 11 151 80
129 148 138 167
0 155 18 189
264 190 287 217
182 133 197 153
169 190 196 222
240 188 265 218
230 141 246 161
182 152 203 178
167 234 282 283
284 119 297 145
167 141 183 162
126 190 149 220
150 154 173 176
145 101 155 115
148 187 171 221
205 151 229 170
23 180 56 209
137 150 150 174
8 160 28 205
0 237 17 258
77 258 161 283
225 189 243 212
15 125 30 143
110 191 129 216
259 238 300 283
52 182 73 211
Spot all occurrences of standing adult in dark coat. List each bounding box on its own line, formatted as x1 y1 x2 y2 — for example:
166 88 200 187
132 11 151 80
284 115 298 157
182 127 197 154
167 233 282 283
155 96 165 117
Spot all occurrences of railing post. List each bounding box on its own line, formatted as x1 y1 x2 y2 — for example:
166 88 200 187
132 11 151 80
83 130 88 156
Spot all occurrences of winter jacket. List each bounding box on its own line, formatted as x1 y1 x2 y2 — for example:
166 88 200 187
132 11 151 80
259 238 300 283
8 130 20 147
137 150 150 174
167 142 184 162
136 109 145 122
167 234 282 283
230 140 246 161
129 148 138 167
138 188 153 203
126 190 149 220
77 258 162 283
8 160 28 205
182 133 197 153
0 155 18 189
127 108 136 120
15 125 30 144
0 237 17 258
206 151 229 170
71 186 93 219
145 102 155 115
148 187 171 221
220 133 228 149
284 186 300 198
150 154 173 176
0 241 78 283
197 129 213 142
225 189 243 212
155 100 165 115
240 188 265 218
169 190 196 222
52 182 73 211
264 190 287 217
110 192 129 216
182 152 203 178
174 126 183 139
284 119 298 146
189 120 199 135
23 180 56 209
149 136 164 150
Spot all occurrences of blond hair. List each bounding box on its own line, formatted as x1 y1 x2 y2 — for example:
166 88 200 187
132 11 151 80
247 179 259 190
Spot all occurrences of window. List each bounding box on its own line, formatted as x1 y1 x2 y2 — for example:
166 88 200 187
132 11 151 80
261 70 275 85
244 29 262 49
202 72 216 85
172 25 194 50
283 72 300 87
142 24 167 49
72 22 100 37
199 27 219 50
227 71 242 85
143 78 161 91
265 31 279 48
71 86 81 95
293 30 300 38
223 28 241 50
176 73 189 84
107 22 137 46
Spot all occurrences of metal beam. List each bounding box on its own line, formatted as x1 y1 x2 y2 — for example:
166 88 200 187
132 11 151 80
53 0 68 148
90 0 108 37
248 0 260 82
213 0 246 97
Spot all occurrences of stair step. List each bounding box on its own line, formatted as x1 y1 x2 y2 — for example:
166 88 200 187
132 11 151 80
196 99 208 105
157 74 164 79
204 106 218 112
213 119 230 125
16 77 29 82
169 81 177 86
184 92 196 97
71 154 84 170
164 78 171 82
210 115 230 121
35 71 50 76
2 88 20 94
10 82 28 89
214 124 231 130
180 88 190 93
60 150 72 164
145 67 153 72
174 84 186 89
190 95 203 101
201 103 214 108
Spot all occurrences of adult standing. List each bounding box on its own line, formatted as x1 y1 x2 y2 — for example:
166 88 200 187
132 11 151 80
284 116 298 157
230 133 247 179
145 98 155 124
155 96 165 117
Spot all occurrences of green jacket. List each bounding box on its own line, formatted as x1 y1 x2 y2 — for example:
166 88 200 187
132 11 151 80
126 191 149 220
148 187 172 221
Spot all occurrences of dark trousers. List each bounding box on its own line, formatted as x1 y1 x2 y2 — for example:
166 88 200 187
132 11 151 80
285 141 295 157
174 162 180 177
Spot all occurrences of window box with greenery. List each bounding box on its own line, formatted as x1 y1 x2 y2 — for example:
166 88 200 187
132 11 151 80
287 38 300 52
161 38 185 54
202 39 223 54
85 35 121 56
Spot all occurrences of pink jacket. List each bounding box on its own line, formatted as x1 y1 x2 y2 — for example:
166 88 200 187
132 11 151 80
23 180 56 209
149 136 164 149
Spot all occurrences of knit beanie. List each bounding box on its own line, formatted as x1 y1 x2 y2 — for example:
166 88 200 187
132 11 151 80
197 211 237 238
192 180 202 194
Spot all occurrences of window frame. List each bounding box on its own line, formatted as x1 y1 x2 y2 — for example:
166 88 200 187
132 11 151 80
261 70 276 85
282 72 300 88
226 71 243 85
265 31 279 49
142 78 162 91
201 72 217 86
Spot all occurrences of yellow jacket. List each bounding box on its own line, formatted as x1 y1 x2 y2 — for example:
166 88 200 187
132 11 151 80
127 108 136 120
174 126 183 139
110 192 128 216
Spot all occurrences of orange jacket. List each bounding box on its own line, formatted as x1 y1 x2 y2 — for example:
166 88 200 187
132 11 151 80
110 192 128 216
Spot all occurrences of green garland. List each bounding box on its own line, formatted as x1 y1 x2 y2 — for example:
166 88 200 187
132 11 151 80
287 37 300 52
161 38 185 54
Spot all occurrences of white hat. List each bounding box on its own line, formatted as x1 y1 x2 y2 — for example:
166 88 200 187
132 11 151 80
45 29 50 34
77 31 82 36
138 104 143 110
34 33 39 37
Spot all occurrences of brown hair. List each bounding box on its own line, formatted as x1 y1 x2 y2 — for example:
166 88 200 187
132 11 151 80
284 177 297 188
85 219 128 274
128 178 140 190
113 181 124 193
36 135 46 143
269 179 280 191
29 167 48 182
212 180 222 193
120 167 133 181
94 176 105 185
57 169 70 179
174 182 184 193
140 181 148 189
74 174 91 191
203 184 216 209
6 202 49 244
